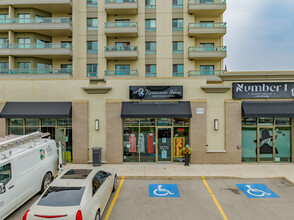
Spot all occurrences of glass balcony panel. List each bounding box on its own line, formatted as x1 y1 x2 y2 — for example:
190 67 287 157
188 46 226 52
105 22 137 27
7 68 72 75
105 70 138 76
188 70 224 76
105 0 136 2
189 0 226 3
104 46 137 51
0 43 72 49
189 22 226 28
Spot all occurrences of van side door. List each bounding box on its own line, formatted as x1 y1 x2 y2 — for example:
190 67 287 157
0 163 15 219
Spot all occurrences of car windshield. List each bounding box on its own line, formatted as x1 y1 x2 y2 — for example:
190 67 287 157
38 186 85 207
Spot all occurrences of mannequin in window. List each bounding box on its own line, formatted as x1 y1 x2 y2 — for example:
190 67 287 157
129 133 137 153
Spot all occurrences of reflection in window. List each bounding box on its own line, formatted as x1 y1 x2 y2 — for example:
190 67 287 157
0 163 12 185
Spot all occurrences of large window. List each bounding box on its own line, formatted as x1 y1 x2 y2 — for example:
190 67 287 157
172 19 183 31
87 0 98 7
145 0 156 8
18 13 30 23
115 64 130 75
18 38 31 48
0 62 9 74
146 64 156 77
87 41 98 53
0 14 9 24
172 41 183 54
145 19 156 31
200 65 214 75
145 42 156 54
87 64 98 77
173 64 183 77
172 0 183 8
87 18 98 30
17 62 31 74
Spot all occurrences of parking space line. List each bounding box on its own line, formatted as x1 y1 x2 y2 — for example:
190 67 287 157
202 177 228 220
104 176 125 220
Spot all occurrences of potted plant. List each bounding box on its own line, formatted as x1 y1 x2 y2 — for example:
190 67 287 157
181 145 192 166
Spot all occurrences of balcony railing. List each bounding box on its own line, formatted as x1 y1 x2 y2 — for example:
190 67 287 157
105 70 138 76
105 0 136 2
105 21 137 27
188 46 226 52
105 46 137 51
188 70 225 76
0 68 72 75
189 22 226 28
0 17 72 25
189 0 226 3
0 43 72 49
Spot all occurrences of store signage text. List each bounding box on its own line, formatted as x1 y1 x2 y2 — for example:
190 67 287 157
233 82 294 99
129 86 183 100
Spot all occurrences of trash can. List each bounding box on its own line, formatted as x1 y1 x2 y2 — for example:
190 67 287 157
92 147 102 166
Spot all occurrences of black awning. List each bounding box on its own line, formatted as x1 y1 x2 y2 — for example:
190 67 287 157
0 102 72 118
242 101 294 117
121 101 192 118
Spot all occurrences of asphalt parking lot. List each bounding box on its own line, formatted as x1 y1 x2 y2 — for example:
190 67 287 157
6 178 294 220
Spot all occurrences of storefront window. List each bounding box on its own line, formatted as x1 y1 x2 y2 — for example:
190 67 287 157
242 127 257 162
8 127 23 135
123 127 139 162
242 118 257 126
25 127 40 134
8 118 24 126
157 118 172 126
123 118 139 126
258 117 274 126
58 118 72 126
173 118 190 126
139 127 156 162
173 127 189 162
139 118 155 126
275 127 291 162
42 118 56 126
275 118 291 125
25 118 40 126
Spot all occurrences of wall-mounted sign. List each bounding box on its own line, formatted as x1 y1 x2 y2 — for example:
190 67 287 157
233 82 294 99
129 86 183 100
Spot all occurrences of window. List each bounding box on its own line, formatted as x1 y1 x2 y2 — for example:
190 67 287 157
145 42 156 54
172 0 183 8
172 19 183 31
0 38 8 49
115 19 130 27
18 38 31 48
87 64 98 77
200 21 214 28
200 65 214 75
36 63 52 74
0 14 9 24
0 62 8 74
115 64 130 75
61 64 72 74
0 163 12 185
87 18 98 30
146 64 156 77
145 19 156 31
18 13 30 23
87 0 98 7
173 64 183 77
172 41 183 54
145 0 156 8
200 43 214 51
87 41 98 53
18 62 31 74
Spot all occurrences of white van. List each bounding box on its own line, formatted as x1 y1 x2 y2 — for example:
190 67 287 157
0 132 60 220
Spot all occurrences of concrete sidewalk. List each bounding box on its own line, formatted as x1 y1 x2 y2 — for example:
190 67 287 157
64 163 294 184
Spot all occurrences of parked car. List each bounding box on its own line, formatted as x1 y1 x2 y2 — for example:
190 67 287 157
22 168 117 220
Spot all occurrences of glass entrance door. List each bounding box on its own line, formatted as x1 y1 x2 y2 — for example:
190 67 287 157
258 127 276 162
157 128 172 162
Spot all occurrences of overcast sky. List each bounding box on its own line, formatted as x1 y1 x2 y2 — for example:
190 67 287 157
223 0 294 71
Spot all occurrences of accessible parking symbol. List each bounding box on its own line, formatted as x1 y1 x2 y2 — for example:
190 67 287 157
149 184 180 197
236 184 280 198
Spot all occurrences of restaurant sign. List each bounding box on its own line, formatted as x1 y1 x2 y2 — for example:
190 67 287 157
233 82 294 99
129 86 183 100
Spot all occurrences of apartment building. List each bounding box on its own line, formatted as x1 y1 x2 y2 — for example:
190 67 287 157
0 0 293 164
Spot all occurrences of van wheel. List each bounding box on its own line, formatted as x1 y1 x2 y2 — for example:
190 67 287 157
112 175 117 192
95 210 100 220
41 172 52 193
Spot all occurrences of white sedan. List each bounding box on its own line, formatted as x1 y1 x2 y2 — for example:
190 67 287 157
22 168 117 220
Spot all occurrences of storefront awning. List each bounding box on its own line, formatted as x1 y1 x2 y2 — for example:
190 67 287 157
242 101 294 117
121 101 192 118
0 102 72 118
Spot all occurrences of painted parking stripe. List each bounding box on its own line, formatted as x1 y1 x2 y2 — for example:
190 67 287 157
202 177 228 220
104 176 125 220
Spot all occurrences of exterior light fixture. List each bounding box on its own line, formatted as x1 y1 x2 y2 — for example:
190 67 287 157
214 119 219 131
95 119 99 131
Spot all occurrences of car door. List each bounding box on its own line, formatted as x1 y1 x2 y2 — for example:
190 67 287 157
0 162 16 219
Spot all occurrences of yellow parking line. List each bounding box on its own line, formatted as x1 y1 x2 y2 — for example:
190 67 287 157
104 176 124 220
202 177 228 220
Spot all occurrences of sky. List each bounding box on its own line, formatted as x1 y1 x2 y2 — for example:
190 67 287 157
223 0 294 71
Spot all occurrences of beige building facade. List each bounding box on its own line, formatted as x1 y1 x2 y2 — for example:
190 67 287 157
0 0 293 164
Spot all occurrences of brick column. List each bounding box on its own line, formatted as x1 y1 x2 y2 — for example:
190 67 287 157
72 100 89 164
0 102 6 137
106 100 123 164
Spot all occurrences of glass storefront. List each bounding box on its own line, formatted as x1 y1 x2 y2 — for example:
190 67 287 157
242 117 291 163
123 118 190 162
7 118 72 162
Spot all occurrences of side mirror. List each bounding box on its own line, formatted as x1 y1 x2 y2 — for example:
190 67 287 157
0 183 6 194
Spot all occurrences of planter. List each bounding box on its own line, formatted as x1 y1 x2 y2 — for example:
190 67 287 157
184 154 190 166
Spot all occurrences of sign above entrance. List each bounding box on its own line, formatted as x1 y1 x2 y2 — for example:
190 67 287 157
129 86 183 100
233 82 294 99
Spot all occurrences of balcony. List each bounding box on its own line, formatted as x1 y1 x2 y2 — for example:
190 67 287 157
188 70 225 76
0 43 72 59
188 46 226 60
188 22 226 38
105 22 138 37
0 0 72 13
0 68 72 78
188 0 226 16
0 18 72 36
104 0 138 15
104 46 138 60
104 70 138 77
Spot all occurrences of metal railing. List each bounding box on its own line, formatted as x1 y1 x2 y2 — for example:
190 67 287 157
0 68 72 75
105 46 137 51
0 17 72 25
105 70 138 76
87 3 98 7
188 46 226 52
105 0 136 3
189 22 226 28
189 0 226 3
105 22 138 27
0 43 72 49
188 70 225 76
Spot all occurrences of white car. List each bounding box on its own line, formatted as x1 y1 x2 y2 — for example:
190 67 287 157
22 168 117 220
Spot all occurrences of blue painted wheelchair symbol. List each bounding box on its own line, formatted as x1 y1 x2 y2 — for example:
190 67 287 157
149 184 180 197
236 184 279 198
